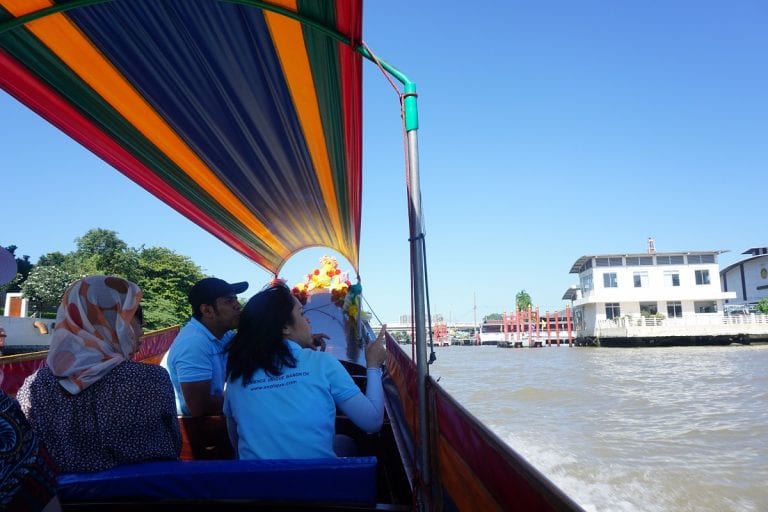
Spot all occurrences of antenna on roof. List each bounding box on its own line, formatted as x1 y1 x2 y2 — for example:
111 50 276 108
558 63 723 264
647 237 656 254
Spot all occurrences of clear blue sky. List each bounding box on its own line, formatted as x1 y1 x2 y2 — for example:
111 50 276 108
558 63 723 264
1 1 766 324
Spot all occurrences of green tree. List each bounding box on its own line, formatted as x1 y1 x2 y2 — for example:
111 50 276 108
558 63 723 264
391 331 411 344
16 228 206 329
21 265 77 316
37 251 69 268
756 298 768 315
134 246 205 329
140 295 184 330
484 313 502 321
0 273 22 298
516 290 533 311
73 228 138 279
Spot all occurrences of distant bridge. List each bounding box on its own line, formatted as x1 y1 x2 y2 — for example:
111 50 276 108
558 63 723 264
371 321 477 333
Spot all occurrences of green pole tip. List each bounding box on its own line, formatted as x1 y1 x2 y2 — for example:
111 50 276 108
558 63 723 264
403 82 419 131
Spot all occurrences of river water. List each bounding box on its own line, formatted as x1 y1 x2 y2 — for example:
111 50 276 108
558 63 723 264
427 344 768 512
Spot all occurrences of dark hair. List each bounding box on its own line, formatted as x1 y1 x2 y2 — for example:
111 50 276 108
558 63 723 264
226 284 298 384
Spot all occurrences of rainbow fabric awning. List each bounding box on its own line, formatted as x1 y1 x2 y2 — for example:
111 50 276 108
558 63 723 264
0 0 363 274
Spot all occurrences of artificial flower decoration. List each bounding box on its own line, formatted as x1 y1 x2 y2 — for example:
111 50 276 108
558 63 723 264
292 256 351 307
344 283 363 321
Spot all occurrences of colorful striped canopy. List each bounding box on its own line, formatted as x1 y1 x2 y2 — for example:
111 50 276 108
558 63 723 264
0 0 363 274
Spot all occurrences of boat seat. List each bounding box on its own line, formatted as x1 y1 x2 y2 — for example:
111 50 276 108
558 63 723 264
57 457 378 504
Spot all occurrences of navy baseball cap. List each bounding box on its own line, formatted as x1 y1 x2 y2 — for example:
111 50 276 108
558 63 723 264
189 277 249 309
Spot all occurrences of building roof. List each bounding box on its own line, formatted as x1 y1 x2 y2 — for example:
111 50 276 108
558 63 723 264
742 247 768 255
720 253 768 275
561 287 579 301
569 251 726 274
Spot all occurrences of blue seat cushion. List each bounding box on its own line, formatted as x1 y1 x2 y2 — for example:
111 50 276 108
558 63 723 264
58 457 377 503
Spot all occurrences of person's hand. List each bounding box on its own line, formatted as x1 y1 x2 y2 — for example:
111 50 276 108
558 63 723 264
365 325 387 369
312 332 329 352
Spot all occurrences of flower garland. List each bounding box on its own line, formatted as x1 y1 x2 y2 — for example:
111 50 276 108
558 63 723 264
292 256 351 307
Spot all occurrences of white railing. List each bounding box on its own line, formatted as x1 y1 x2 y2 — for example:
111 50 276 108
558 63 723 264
598 313 768 329
591 313 768 339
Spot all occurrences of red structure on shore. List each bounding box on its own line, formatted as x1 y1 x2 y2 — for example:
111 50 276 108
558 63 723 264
499 305 573 347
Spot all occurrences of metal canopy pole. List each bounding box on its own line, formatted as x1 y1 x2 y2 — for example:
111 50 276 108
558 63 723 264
401 82 430 511
359 52 430 509
404 98 430 512
356 47 429 510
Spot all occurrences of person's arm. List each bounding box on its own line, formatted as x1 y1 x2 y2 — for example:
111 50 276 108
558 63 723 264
180 381 224 417
337 368 384 433
337 326 387 433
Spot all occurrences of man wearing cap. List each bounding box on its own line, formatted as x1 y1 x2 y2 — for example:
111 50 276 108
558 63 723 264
163 277 248 416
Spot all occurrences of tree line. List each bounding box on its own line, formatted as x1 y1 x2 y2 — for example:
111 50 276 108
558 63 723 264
2 228 205 330
483 290 533 322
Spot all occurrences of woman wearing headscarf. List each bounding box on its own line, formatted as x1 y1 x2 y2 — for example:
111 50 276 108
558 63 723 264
16 276 181 473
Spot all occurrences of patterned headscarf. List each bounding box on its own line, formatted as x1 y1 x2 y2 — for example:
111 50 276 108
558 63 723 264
46 275 143 394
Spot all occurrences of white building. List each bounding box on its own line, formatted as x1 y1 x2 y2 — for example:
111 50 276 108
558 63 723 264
721 247 768 309
564 250 767 346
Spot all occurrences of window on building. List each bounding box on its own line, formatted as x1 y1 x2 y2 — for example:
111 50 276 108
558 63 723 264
580 274 593 293
605 303 621 319
633 271 649 288
603 272 618 288
626 256 654 266
695 269 710 285
640 302 658 315
667 301 682 318
687 254 716 264
694 301 716 313
664 271 680 287
657 255 685 265
596 257 623 267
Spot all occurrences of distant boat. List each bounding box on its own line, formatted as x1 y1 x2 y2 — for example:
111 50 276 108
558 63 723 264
480 314 574 347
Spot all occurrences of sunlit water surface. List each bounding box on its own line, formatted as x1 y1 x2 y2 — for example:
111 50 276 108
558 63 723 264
427 344 768 512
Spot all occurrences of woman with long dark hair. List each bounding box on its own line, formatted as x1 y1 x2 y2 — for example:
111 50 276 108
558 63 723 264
224 284 386 459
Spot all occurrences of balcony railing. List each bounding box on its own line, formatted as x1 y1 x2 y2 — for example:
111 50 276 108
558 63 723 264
599 313 768 329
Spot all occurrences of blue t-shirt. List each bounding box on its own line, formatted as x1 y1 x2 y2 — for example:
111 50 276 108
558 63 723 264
162 318 234 415
224 339 360 459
